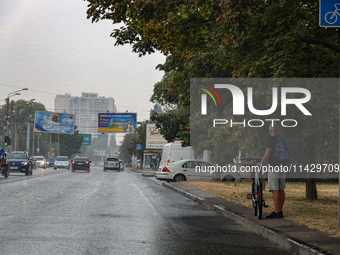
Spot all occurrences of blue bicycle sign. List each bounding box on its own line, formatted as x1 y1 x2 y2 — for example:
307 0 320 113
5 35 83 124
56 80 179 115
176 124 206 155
320 0 340 27
326 4 340 24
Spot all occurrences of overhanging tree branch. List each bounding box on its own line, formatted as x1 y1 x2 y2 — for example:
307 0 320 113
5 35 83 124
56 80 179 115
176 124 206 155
299 36 340 53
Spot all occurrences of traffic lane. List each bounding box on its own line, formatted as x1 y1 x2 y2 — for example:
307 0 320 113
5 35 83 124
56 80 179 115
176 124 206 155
0 168 176 255
0 166 69 183
129 169 294 255
0 167 294 254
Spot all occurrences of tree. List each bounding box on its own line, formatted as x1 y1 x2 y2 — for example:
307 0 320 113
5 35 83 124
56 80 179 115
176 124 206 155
0 100 46 152
119 133 137 163
58 130 84 158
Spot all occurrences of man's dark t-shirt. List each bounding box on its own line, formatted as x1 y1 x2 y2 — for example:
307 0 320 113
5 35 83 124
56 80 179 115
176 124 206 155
266 136 282 166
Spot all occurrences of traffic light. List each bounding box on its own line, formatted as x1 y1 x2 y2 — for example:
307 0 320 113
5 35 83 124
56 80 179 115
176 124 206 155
8 138 12 145
4 136 9 146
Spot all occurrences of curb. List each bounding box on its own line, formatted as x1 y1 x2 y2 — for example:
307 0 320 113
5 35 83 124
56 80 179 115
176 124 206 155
162 182 331 255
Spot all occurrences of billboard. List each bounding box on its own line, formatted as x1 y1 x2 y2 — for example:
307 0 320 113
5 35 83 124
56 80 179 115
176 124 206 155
34 112 75 134
80 134 91 145
146 124 168 149
98 113 137 133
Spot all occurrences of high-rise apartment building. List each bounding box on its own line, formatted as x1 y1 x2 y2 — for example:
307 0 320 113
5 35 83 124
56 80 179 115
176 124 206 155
54 92 116 134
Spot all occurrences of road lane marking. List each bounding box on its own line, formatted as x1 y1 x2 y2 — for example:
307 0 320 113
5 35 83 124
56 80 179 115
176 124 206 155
132 183 180 239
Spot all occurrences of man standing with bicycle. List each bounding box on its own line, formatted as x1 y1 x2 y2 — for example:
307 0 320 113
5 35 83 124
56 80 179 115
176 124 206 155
258 123 290 219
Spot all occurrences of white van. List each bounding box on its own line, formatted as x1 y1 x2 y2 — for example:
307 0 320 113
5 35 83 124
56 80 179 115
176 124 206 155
159 143 195 170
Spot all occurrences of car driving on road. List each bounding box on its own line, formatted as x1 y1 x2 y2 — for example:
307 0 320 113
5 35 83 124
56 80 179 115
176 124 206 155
71 156 90 172
103 157 121 171
47 157 55 168
6 151 33 176
33 156 47 169
54 156 70 170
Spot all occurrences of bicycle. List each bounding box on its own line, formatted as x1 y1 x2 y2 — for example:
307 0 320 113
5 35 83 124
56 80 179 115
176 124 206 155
247 159 268 219
325 4 340 24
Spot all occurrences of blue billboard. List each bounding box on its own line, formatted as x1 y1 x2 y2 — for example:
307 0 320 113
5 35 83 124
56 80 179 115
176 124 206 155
34 112 75 134
98 113 137 133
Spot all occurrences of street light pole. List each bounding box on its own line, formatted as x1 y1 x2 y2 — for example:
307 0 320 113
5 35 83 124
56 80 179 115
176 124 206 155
4 88 28 151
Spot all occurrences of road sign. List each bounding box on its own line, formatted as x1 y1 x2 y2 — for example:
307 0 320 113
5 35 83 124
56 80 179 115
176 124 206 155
80 134 91 145
320 0 340 27
136 144 142 150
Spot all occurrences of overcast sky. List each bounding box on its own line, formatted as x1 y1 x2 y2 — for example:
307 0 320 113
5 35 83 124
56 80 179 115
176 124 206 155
0 0 165 123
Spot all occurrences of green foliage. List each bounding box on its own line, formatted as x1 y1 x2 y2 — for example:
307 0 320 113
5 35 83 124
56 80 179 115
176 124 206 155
119 132 138 163
58 128 84 157
150 107 189 146
0 100 46 150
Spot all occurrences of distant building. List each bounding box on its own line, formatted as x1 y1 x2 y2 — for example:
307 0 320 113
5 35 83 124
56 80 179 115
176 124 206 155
54 92 116 134
54 93 71 113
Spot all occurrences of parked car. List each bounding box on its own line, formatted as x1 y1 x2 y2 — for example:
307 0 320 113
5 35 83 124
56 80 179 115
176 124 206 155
156 159 216 182
158 143 194 170
33 156 47 169
6 151 33 176
119 159 124 171
103 157 120 171
71 156 90 172
47 157 55 167
54 156 70 170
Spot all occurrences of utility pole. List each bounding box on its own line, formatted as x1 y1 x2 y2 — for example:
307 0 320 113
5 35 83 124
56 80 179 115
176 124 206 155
10 100 14 151
15 109 19 151
58 134 59 156
26 118 30 154
37 133 40 155
4 98 9 151
32 123 35 157
49 133 51 157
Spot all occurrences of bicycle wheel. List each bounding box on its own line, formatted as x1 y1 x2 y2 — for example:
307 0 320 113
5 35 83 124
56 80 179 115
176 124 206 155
256 182 263 219
252 179 257 216
325 12 337 24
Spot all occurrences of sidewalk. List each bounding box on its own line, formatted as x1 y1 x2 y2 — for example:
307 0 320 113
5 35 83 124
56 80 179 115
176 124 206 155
161 181 340 255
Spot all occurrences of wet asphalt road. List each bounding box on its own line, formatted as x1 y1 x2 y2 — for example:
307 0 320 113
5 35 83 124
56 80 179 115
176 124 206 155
0 167 294 255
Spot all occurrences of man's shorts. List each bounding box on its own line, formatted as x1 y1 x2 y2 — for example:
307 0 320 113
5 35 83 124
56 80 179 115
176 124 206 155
268 172 286 191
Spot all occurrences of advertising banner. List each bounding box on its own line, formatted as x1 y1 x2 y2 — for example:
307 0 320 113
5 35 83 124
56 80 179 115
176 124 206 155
80 134 91 145
98 113 137 133
146 124 168 149
34 112 75 134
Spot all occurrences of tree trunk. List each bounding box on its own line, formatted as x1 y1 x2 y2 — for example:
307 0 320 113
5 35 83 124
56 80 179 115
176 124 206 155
305 135 317 200
306 178 317 200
